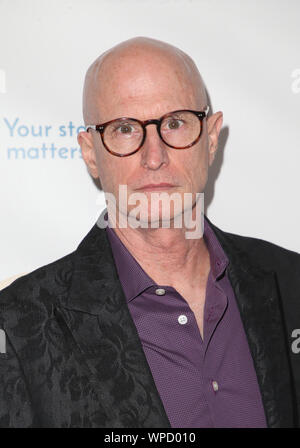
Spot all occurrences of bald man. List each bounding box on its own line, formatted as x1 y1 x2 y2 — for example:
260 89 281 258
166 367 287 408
0 37 300 428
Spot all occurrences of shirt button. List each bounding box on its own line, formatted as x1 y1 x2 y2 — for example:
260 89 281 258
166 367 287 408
155 288 166 296
178 315 188 325
212 380 219 392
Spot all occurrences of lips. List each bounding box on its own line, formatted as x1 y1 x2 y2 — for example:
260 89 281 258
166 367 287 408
136 183 175 191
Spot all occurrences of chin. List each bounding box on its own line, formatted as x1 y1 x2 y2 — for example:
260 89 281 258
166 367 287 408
126 201 184 229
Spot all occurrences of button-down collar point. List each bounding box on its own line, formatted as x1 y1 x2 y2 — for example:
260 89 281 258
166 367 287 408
178 315 188 325
155 288 166 296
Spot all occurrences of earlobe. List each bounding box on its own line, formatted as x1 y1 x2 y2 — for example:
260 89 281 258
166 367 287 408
208 144 217 166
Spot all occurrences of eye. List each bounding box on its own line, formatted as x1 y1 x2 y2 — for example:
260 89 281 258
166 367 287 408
168 119 182 129
164 118 184 130
117 124 134 134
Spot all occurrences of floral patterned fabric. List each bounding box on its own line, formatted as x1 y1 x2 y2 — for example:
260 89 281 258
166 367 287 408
0 214 299 427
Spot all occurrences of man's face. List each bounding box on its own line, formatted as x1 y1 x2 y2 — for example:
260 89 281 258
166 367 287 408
79 49 221 225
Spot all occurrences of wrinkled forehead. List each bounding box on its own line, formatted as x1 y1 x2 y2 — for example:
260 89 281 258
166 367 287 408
83 42 206 124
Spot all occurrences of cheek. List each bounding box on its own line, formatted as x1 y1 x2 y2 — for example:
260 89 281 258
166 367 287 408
95 150 114 191
185 143 209 189
96 150 131 193
182 142 207 173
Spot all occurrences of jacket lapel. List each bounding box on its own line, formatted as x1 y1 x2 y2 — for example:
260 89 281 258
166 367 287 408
209 218 295 427
55 212 295 427
55 220 171 428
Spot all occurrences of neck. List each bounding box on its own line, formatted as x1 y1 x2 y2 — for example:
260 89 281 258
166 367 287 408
107 207 210 289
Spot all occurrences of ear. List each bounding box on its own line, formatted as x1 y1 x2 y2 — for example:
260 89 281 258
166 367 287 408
206 111 223 166
77 131 99 178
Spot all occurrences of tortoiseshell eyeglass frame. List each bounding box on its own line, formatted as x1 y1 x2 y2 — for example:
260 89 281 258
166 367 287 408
85 105 209 157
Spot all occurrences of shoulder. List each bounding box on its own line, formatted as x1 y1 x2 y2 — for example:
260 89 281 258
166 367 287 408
0 251 76 327
208 219 300 286
209 221 300 326
209 217 299 266
224 228 299 266
0 222 108 329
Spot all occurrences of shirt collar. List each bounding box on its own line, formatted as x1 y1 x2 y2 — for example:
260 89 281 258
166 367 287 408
105 214 229 303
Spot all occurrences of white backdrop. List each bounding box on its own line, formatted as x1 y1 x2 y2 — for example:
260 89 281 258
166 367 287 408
0 0 299 281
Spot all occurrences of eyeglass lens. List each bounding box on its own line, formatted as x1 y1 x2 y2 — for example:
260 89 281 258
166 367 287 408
103 111 201 155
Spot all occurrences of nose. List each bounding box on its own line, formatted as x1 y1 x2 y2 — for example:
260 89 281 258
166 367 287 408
140 123 169 170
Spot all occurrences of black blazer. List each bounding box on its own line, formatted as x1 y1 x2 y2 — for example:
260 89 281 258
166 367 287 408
0 215 299 428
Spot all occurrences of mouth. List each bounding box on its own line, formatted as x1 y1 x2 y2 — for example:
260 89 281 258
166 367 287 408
136 183 176 191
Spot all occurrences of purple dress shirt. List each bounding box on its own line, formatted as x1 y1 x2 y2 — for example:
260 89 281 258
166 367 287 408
105 216 267 428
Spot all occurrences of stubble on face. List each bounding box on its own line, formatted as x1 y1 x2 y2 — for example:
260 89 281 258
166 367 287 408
82 37 209 228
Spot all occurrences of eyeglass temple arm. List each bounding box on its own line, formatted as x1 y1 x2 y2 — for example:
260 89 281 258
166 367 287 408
204 105 209 115
85 124 97 132
85 105 210 131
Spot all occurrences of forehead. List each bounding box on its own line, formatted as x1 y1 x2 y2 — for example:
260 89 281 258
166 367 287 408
94 50 198 119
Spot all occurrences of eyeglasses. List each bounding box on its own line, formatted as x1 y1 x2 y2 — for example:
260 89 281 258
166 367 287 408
85 106 209 157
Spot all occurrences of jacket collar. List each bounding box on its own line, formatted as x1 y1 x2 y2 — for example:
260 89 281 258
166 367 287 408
59 211 295 427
